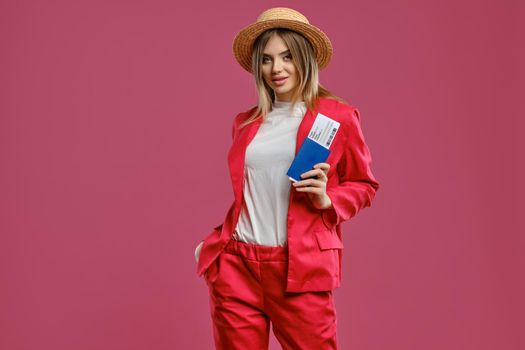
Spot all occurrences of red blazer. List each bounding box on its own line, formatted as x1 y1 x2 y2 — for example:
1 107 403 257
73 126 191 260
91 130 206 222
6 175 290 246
196 97 380 292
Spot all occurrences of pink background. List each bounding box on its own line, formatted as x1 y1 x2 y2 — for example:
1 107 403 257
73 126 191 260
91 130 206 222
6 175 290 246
1 0 523 349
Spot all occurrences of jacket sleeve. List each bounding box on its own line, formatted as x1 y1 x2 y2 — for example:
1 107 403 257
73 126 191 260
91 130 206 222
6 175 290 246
196 115 239 247
321 107 380 228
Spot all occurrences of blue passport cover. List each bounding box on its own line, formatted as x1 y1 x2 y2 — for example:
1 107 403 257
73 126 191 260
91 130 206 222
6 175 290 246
287 137 330 182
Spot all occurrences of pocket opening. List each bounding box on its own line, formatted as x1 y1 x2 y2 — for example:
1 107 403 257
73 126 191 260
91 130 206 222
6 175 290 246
315 229 344 250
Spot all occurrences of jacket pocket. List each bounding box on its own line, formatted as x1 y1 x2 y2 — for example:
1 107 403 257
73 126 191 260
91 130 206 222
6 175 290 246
315 229 344 250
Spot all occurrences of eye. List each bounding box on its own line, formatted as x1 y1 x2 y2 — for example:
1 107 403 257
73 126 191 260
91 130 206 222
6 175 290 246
262 57 270 63
284 54 292 60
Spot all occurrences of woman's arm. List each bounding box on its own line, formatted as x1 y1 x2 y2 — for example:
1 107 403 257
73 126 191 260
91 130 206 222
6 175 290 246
195 115 240 263
321 107 380 228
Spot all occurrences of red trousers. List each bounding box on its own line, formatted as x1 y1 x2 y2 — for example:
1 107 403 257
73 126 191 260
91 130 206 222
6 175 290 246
204 238 339 349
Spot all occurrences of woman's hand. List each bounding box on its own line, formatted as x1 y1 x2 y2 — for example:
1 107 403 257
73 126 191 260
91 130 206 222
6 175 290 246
292 162 333 210
195 241 204 263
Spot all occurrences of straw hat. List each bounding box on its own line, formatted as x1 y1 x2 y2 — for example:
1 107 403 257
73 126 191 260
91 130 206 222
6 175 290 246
232 7 333 73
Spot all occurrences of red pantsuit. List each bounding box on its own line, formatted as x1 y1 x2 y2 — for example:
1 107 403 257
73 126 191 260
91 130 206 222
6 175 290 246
205 238 338 349
197 97 380 349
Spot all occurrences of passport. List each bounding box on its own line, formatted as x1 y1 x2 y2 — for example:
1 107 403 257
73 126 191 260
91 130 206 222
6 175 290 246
287 112 341 182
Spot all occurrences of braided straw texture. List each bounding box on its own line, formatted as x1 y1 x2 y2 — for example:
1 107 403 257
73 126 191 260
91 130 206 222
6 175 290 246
232 7 333 73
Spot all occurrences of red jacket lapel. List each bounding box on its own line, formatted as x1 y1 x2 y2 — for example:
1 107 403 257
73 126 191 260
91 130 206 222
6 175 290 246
227 101 320 206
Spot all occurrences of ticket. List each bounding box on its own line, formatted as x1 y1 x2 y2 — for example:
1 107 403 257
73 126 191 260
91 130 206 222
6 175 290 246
286 113 341 182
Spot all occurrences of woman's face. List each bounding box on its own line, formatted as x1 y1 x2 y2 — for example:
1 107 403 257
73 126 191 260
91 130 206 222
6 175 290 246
261 34 299 102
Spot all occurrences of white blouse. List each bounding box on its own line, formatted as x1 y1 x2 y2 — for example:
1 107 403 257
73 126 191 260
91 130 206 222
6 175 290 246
233 98 307 246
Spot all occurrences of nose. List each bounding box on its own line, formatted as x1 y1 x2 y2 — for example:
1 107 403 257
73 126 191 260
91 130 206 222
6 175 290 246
272 58 283 73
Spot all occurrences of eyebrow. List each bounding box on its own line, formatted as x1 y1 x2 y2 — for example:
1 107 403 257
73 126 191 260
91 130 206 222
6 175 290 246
262 49 290 57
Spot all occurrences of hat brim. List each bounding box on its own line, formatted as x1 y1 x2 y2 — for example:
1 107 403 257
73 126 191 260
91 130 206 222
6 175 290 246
232 19 333 73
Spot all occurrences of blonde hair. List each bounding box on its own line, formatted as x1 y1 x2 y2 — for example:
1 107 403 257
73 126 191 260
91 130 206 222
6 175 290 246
239 28 346 129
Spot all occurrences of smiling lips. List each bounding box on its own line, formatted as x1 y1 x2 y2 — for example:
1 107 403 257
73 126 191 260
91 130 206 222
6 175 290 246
272 76 288 86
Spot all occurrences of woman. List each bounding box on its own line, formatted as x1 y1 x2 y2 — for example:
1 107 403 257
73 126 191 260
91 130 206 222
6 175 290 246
194 7 380 350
